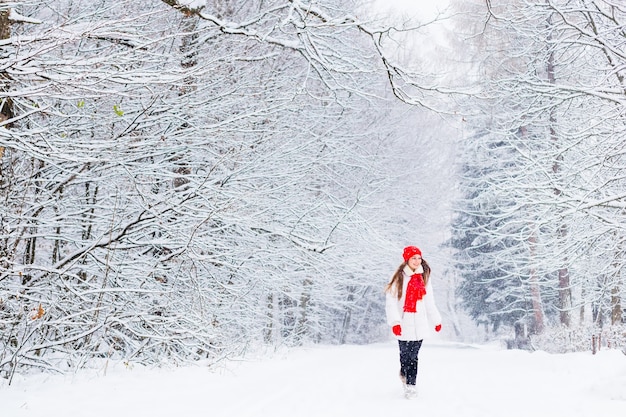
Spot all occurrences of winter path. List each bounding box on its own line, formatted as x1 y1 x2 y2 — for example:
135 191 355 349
2 341 625 417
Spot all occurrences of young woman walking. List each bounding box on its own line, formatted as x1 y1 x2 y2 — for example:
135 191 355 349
385 245 442 399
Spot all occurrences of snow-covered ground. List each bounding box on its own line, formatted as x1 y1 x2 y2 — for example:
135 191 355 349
2 340 625 417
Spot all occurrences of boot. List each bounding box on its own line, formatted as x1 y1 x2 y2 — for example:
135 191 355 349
404 384 417 400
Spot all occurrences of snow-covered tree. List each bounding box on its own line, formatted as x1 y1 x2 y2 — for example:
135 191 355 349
0 0 456 376
448 0 626 350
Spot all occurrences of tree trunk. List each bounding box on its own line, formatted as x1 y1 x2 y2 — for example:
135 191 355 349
611 274 622 326
296 278 313 342
528 229 545 333
0 5 12 268
0 6 13 125
546 14 571 327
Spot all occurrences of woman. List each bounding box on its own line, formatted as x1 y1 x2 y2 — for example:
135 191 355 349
385 245 442 399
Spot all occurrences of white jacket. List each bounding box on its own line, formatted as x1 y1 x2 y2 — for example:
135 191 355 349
385 265 442 341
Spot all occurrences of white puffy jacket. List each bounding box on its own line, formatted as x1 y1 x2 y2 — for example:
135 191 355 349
385 265 442 341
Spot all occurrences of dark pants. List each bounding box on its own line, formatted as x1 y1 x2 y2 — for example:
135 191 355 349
398 340 423 386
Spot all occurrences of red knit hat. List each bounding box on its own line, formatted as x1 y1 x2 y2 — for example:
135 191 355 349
402 246 422 262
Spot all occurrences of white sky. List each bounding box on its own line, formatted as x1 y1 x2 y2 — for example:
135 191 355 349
365 0 454 72
372 0 451 20
3 341 625 416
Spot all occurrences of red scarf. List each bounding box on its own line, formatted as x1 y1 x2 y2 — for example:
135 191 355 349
403 274 426 313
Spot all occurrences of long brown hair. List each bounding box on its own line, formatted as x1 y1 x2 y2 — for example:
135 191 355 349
385 259 431 300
